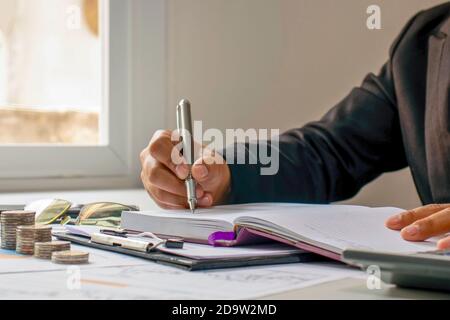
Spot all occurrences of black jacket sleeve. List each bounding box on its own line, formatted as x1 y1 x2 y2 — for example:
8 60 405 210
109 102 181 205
223 15 419 204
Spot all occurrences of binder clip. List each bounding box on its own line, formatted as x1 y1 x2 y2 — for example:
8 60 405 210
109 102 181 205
165 238 184 249
136 232 184 250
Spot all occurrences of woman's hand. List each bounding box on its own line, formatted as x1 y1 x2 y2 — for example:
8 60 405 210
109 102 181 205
385 204 450 250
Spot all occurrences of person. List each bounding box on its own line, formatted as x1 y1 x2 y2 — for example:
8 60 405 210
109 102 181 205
140 3 450 249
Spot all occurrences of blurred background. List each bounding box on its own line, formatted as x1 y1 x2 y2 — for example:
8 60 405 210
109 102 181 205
0 0 447 207
166 0 446 209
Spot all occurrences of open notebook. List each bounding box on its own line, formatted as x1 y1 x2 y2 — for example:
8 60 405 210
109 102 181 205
121 203 438 261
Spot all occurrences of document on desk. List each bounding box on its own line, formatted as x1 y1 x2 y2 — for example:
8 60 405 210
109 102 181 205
122 203 438 260
0 262 361 300
63 225 305 260
0 245 150 275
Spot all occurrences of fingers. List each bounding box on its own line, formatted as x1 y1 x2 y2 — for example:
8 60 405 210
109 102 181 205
400 207 450 241
192 162 211 183
437 236 450 250
385 204 450 230
148 162 205 199
197 193 214 207
146 162 187 197
150 188 188 209
140 133 229 209
174 154 228 207
385 204 450 245
144 180 212 210
141 170 186 209
191 151 225 183
142 130 185 175
192 154 231 206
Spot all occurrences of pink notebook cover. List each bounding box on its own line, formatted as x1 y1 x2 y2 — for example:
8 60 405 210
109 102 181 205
245 228 342 261
209 227 342 262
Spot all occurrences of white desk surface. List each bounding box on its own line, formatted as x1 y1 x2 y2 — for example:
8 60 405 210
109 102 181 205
0 189 449 300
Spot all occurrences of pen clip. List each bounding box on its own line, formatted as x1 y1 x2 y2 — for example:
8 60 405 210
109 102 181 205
176 99 195 165
100 229 128 238
91 233 164 253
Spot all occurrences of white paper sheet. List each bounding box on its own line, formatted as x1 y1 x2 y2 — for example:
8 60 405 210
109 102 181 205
0 245 149 275
0 262 361 300
236 206 439 253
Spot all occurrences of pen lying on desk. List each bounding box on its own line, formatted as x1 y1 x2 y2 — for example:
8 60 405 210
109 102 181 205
176 99 197 214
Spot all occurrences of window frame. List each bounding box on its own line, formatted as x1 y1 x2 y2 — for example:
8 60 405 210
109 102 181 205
0 0 167 192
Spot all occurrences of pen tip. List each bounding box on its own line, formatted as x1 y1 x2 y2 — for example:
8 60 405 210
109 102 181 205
188 199 197 214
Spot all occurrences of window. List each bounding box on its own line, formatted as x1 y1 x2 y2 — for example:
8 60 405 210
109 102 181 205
0 0 168 191
0 31 6 106
0 0 101 145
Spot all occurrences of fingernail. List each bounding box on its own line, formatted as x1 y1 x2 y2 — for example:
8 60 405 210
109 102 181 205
198 195 212 207
176 165 188 179
388 214 402 225
196 187 204 198
403 225 419 237
437 238 450 250
197 165 209 179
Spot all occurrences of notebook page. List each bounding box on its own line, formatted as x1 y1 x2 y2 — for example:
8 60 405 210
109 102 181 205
122 203 318 240
236 205 438 254
129 203 363 222
122 204 281 240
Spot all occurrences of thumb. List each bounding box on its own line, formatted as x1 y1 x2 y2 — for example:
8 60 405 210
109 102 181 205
437 236 450 250
191 155 225 186
191 151 230 207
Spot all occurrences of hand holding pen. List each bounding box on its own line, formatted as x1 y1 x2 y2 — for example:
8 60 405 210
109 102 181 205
139 100 231 211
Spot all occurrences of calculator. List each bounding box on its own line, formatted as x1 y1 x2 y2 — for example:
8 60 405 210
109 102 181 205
342 249 450 292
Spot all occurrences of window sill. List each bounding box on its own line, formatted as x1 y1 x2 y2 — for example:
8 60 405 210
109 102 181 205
0 188 157 211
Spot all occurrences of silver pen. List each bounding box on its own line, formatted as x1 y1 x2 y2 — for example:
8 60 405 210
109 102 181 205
176 99 197 213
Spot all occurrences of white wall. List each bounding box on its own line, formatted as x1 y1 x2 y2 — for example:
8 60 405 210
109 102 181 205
166 0 447 209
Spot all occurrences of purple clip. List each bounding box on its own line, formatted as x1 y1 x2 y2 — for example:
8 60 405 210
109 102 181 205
208 228 269 247
208 231 236 246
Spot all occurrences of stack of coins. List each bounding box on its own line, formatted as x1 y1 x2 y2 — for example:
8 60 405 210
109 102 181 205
16 226 35 255
16 225 52 255
52 250 89 265
34 241 71 259
34 225 52 243
0 211 35 250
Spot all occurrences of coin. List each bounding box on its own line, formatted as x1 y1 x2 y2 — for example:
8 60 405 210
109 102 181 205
34 225 52 243
1 211 35 250
51 250 89 265
16 227 35 255
16 225 52 255
34 241 71 259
